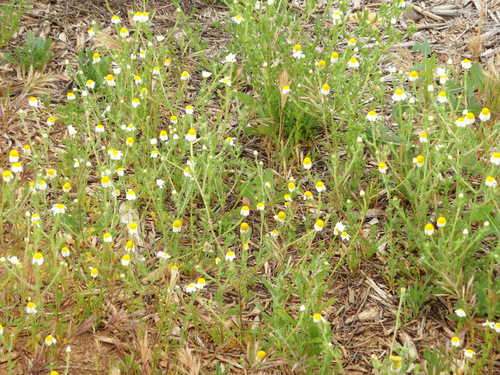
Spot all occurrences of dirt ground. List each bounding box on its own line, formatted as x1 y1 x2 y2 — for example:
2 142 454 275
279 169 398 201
1 0 499 373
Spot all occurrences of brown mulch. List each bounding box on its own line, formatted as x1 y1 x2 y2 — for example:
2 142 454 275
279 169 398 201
1 0 499 373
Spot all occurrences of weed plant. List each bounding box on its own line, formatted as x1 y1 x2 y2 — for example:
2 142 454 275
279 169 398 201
0 1 499 374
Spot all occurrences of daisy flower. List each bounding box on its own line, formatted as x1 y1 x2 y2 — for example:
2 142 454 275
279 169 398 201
9 150 19 163
226 251 236 261
315 181 326 192
224 53 236 63
26 302 37 314
240 222 249 234
331 222 344 237
419 132 428 143
128 222 138 235
240 206 250 217
196 278 206 290
330 52 339 64
321 84 330 95
303 191 313 200
117 27 129 38
282 86 291 94
232 15 244 24
424 223 434 236
303 157 312 169
461 59 472 69
51 204 66 214
111 15 120 24
105 74 116 86
347 38 356 47
451 336 461 347
85 79 95 89
45 335 56 346
32 252 44 265
390 356 402 372
256 350 266 361
490 152 500 165
437 91 447 103
125 241 135 253
219 77 232 87
88 28 95 37
274 211 286 223
61 247 70 257
378 162 388 174
225 137 234 146
28 97 38 107
292 44 304 59
173 220 182 232
415 155 425 167
434 217 446 228
256 202 265 211
180 71 190 80
185 283 197 293
46 169 57 179
341 231 351 241
90 268 98 278
186 105 194 114
464 349 475 358
332 10 343 23
103 233 112 243
314 219 324 231
132 98 140 108
62 182 71 192
408 71 418 82
456 117 466 127
202 71 212 78
465 112 475 125
3 171 13 182
479 108 490 121
313 313 326 323
126 190 136 200
485 176 497 187
270 229 278 238
159 130 168 141
392 89 407 102
455 308 466 317
182 128 196 142
366 111 378 122
121 254 130 266
184 167 192 178
347 57 359 69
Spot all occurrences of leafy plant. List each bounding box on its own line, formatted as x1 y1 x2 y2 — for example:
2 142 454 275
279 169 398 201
2 31 53 72
0 0 30 49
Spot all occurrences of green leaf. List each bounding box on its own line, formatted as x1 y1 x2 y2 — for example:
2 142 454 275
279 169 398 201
274 308 296 325
470 63 485 89
412 35 432 57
